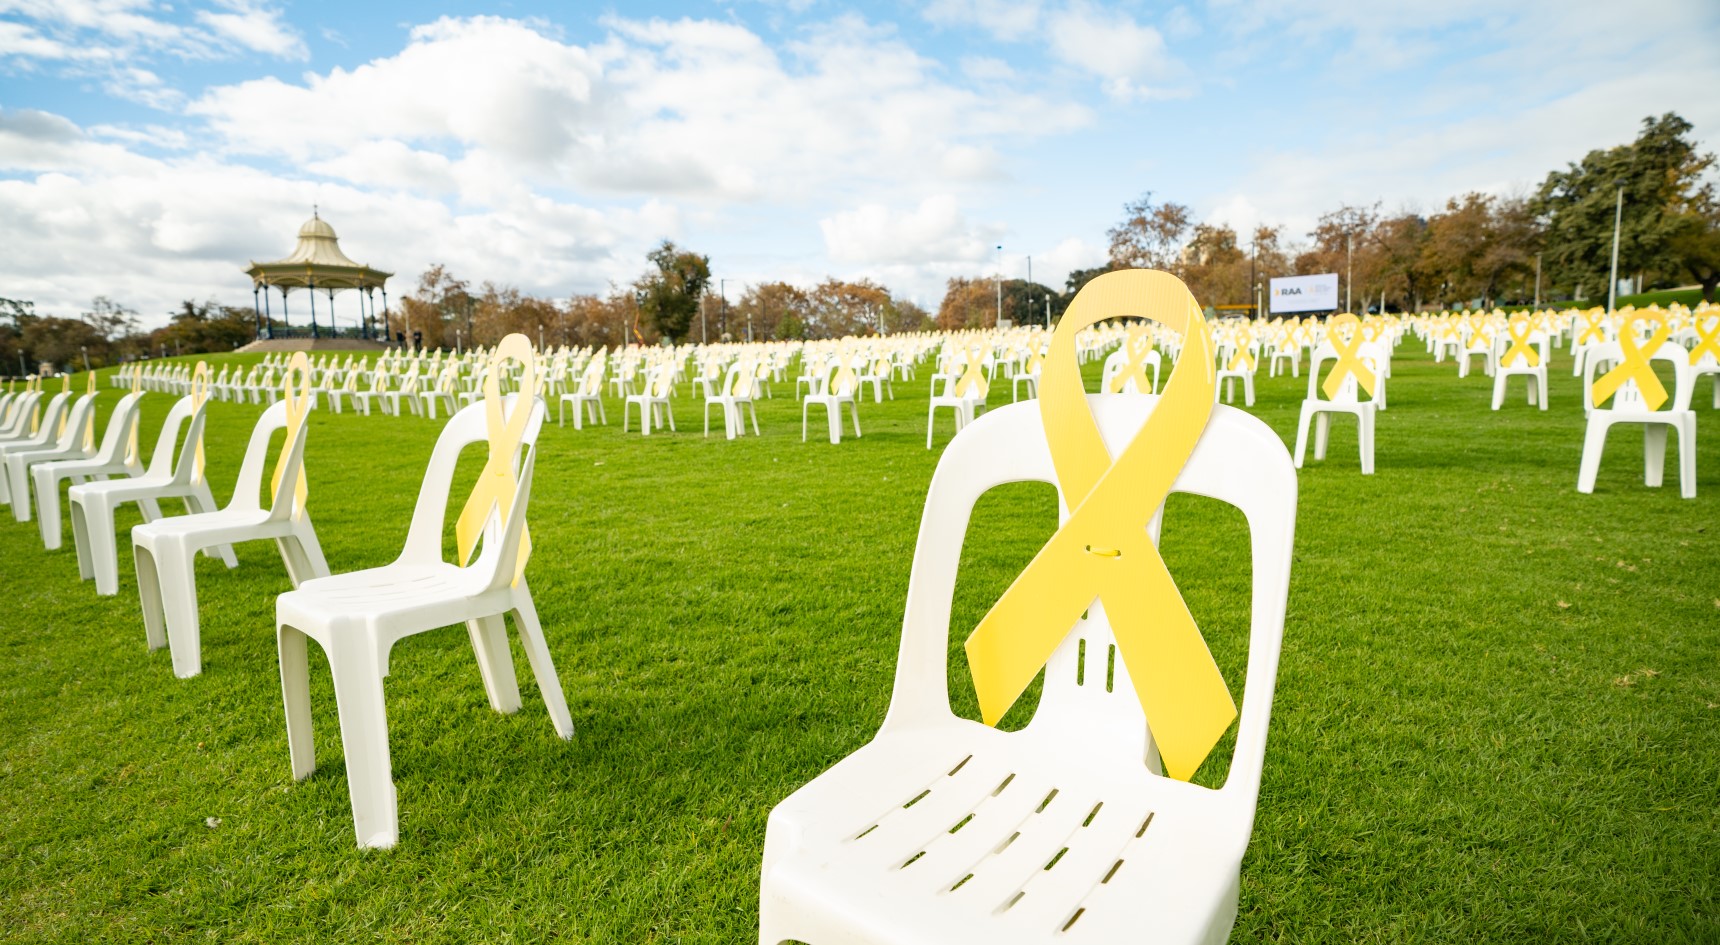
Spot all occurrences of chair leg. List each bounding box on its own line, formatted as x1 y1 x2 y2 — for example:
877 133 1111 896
278 623 317 780
1576 417 1609 494
326 637 399 849
34 468 62 549
1643 425 1668 488
802 403 811 443
466 613 522 714
1491 373 1505 410
1293 404 1313 469
156 541 206 679
926 405 936 449
70 496 96 580
1360 408 1376 475
1676 417 1696 499
510 587 573 739
849 402 861 439
1314 413 1330 461
134 542 167 648
278 516 331 585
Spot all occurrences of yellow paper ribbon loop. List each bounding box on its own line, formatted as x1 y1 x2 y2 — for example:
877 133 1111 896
1576 310 1607 345
1502 314 1540 368
1106 324 1154 393
1691 315 1720 367
455 334 536 585
954 347 987 397
964 268 1234 782
1591 312 1670 411
269 353 312 518
1321 313 1377 399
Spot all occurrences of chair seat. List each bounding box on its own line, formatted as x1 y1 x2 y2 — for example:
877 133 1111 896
766 721 1245 945
133 507 283 549
279 562 507 632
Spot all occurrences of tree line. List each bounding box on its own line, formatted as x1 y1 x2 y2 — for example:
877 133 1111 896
1096 112 1719 314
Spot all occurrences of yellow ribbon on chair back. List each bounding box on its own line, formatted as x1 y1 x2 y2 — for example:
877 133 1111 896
1691 315 1720 367
734 357 756 399
455 334 536 585
1321 313 1377 399
1592 310 1670 411
182 361 209 477
953 346 986 397
1502 314 1540 368
81 371 97 450
964 268 1233 782
269 353 312 518
1106 324 1154 393
1576 309 1607 344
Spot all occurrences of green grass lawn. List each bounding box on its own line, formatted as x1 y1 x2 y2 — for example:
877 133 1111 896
1 338 1717 943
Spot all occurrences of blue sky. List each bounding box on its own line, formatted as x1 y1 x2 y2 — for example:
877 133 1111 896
3 0 1717 326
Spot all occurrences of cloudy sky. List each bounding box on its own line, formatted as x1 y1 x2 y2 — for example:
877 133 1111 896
3 0 1717 327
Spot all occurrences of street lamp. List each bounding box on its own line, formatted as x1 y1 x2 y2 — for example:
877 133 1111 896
1345 231 1353 314
995 245 1004 327
1607 179 1625 312
1534 252 1542 308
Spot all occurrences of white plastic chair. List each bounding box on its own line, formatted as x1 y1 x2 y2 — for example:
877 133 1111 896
1293 320 1383 475
759 296 1296 945
1213 342 1257 408
705 361 760 440
4 387 98 521
926 366 987 450
558 361 607 429
0 389 73 510
623 366 677 435
275 337 571 848
69 387 235 596
804 358 862 444
1490 318 1548 411
1577 332 1696 499
132 358 330 677
32 386 146 549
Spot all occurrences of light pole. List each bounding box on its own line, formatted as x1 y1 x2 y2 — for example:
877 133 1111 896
1044 295 1051 329
1607 180 1625 312
995 245 1003 327
719 278 727 340
1345 231 1353 314
1533 252 1542 308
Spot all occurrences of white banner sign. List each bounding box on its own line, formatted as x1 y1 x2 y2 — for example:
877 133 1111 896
1269 274 1339 314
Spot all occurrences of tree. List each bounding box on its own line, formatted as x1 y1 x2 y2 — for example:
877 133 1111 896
936 277 997 330
1107 192 1191 271
806 279 892 338
1669 204 1720 302
733 282 812 341
1533 112 1716 298
150 299 254 355
635 240 710 343
1180 223 1250 306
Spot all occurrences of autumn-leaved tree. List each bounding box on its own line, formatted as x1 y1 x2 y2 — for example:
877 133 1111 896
1107 192 1191 271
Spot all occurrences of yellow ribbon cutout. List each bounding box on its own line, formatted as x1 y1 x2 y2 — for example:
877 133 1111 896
734 357 756 399
54 373 71 439
954 347 986 397
183 362 208 477
964 268 1232 782
1690 315 1720 367
1577 311 1607 345
1321 313 1378 399
1106 324 1154 393
81 371 97 451
1502 314 1540 368
269 353 312 518
1226 336 1256 372
455 334 536 585
1591 311 1670 411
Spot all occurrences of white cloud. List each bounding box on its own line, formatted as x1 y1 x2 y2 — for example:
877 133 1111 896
821 195 1001 266
1046 1 1187 102
921 0 1044 42
0 106 680 322
189 14 1087 202
195 0 308 60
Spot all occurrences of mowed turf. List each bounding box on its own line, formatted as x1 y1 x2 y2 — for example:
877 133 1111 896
1 336 1716 944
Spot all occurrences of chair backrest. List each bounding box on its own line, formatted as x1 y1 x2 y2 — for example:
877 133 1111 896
2 391 43 438
26 391 72 441
85 391 145 465
399 393 545 569
1582 340 1693 413
49 393 99 452
153 394 208 482
883 393 1295 798
1305 339 1384 404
